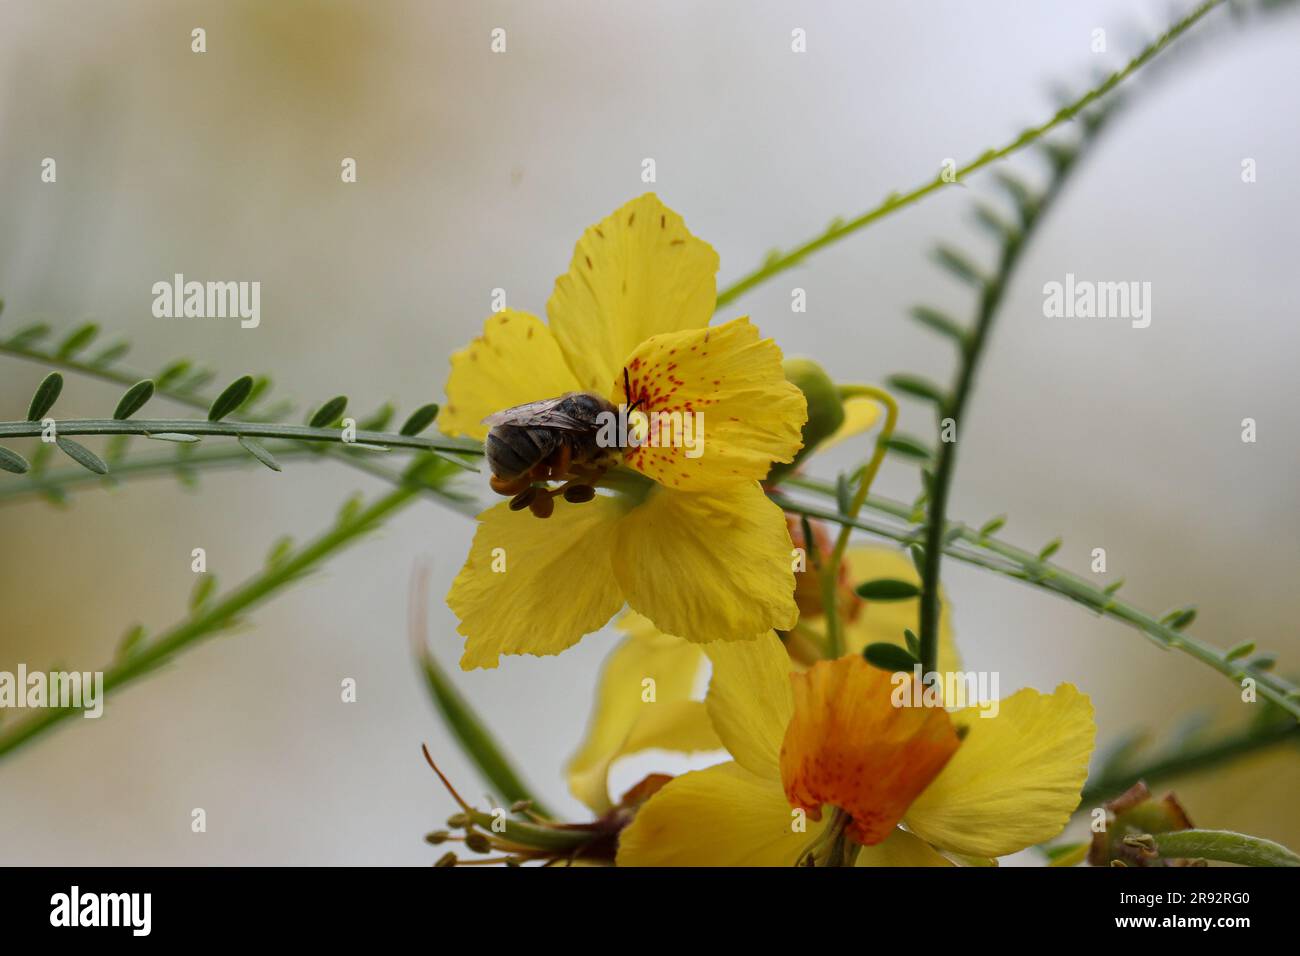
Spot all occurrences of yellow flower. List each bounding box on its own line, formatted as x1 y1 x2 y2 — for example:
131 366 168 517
443 194 808 669
839 548 963 676
772 357 879 481
787 528 963 674
564 546 959 813
616 632 1095 866
566 611 719 814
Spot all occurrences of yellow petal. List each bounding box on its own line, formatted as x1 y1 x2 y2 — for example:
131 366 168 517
620 317 807 490
841 547 962 676
704 632 794 781
566 617 717 814
781 657 959 845
904 683 1096 858
611 481 799 643
855 828 953 867
547 193 720 394
440 310 583 441
818 394 882 452
449 495 630 669
616 760 826 866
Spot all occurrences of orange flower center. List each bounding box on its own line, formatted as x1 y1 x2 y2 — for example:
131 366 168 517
779 656 959 845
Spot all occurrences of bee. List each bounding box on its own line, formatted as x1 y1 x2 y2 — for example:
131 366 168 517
482 370 642 518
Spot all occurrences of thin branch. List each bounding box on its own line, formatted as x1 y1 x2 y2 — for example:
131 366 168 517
777 480 1300 720
412 564 551 816
0 442 481 515
1080 720 1300 807
914 118 1097 677
0 482 423 759
820 385 898 659
0 336 480 481
0 417 480 459
714 0 1226 308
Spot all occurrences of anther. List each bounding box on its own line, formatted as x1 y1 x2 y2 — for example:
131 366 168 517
465 831 492 854
509 487 538 511
563 484 596 504
424 830 451 845
434 852 458 868
529 493 555 519
446 812 471 829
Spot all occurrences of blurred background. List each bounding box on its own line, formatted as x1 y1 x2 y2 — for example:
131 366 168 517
1 0 1296 864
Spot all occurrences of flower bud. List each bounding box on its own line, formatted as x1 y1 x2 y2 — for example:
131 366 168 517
768 358 845 482
786 515 861 623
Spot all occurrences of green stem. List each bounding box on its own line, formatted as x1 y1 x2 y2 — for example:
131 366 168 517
0 443 482 521
0 484 419 759
774 493 1015 574
464 809 592 853
916 264 1007 676
0 337 482 480
417 648 551 817
0 418 479 459
815 385 898 659
1080 721 1300 806
913 102 1100 677
713 0 1226 309
1153 829 1300 867
776 480 1300 719
0 441 315 502
971 534 1300 713
0 339 261 415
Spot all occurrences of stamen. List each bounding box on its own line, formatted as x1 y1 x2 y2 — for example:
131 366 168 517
422 745 474 814
453 856 523 867
509 488 538 511
563 484 596 503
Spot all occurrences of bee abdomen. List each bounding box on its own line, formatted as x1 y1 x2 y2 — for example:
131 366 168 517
486 426 563 479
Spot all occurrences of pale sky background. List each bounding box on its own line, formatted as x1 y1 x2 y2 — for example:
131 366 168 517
0 0 1297 864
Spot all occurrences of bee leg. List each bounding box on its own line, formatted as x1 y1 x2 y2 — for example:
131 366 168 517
490 474 533 497
577 461 614 485
549 462 610 505
517 449 613 516
547 443 573 481
586 449 622 475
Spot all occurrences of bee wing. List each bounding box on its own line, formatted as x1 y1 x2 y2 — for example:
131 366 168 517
481 396 595 431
